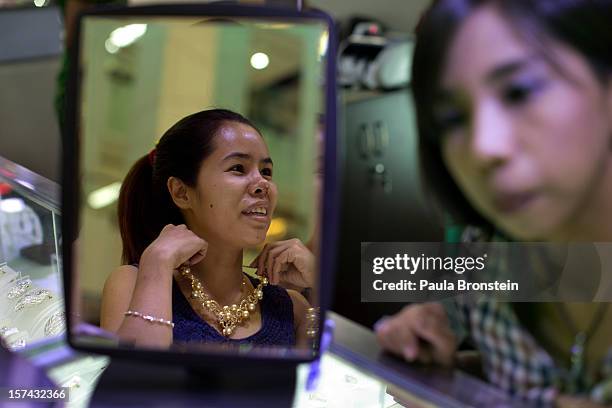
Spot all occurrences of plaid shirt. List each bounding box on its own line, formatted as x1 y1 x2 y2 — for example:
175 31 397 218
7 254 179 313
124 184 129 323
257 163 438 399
446 297 612 407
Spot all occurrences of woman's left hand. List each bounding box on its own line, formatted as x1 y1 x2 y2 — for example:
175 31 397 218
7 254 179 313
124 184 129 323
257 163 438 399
250 238 315 289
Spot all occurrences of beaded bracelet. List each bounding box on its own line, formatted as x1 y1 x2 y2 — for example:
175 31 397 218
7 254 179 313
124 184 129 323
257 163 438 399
124 310 174 328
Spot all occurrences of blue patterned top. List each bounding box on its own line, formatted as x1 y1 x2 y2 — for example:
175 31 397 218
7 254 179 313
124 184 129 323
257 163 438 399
172 275 295 346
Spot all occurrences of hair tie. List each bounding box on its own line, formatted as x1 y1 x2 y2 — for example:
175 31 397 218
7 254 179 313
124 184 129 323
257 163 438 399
148 148 157 166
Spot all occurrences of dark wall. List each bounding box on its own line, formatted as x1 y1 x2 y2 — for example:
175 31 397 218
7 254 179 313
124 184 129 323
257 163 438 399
333 90 444 328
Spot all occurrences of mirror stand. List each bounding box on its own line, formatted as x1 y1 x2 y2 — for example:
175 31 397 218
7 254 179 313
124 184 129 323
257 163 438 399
90 358 298 407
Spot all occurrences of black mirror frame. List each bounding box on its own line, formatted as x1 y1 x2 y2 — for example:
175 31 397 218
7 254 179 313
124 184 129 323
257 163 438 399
62 2 338 366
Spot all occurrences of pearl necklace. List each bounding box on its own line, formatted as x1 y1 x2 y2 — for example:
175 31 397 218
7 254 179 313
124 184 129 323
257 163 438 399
178 265 268 337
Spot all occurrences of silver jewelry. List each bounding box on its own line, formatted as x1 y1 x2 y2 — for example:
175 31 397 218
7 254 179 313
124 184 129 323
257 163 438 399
7 338 26 351
0 326 19 337
124 310 174 328
44 311 66 337
14 289 52 311
7 278 32 299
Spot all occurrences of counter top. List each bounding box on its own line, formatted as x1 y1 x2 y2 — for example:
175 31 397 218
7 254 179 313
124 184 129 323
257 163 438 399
4 313 528 407
328 312 525 407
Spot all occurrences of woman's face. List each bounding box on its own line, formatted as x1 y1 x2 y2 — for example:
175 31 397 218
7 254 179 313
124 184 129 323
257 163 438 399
436 6 612 240
187 121 278 248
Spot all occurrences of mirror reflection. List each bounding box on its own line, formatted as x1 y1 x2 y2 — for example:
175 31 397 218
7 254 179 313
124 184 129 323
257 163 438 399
74 15 327 354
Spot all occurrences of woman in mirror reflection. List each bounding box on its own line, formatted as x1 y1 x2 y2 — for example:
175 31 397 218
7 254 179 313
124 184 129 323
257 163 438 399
100 109 313 349
375 0 612 406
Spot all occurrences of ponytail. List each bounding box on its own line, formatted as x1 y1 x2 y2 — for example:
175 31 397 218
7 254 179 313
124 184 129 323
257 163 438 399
117 155 182 264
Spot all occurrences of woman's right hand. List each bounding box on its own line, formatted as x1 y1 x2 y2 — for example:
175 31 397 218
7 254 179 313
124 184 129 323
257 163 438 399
375 303 457 366
250 238 315 289
141 224 208 270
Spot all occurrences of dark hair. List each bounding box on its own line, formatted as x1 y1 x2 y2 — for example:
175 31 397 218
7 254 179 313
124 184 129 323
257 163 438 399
413 0 612 231
118 108 260 264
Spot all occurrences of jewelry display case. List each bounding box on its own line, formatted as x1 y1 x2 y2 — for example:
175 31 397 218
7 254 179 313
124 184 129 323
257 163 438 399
0 154 65 351
0 154 110 407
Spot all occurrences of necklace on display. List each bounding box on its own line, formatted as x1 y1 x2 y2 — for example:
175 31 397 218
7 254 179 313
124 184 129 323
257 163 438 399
178 265 267 337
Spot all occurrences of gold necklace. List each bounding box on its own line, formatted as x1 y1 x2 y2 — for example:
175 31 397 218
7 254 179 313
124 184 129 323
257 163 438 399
178 265 268 337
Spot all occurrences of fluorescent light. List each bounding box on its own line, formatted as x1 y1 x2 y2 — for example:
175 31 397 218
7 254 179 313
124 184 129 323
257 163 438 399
319 31 329 58
107 24 147 53
105 39 119 54
33 0 46 7
250 52 269 70
87 182 122 210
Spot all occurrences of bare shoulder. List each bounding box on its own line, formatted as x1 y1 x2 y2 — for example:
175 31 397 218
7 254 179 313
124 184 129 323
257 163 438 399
100 264 138 332
103 264 139 296
287 289 310 325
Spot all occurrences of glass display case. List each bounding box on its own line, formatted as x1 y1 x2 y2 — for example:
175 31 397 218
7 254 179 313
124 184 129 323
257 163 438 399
0 154 65 351
0 155 110 408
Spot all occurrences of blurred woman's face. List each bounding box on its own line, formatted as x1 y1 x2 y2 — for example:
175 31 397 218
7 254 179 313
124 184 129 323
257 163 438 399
436 6 612 240
187 122 278 248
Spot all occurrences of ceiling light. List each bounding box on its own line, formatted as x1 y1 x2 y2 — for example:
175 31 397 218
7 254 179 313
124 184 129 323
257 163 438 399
250 52 269 70
87 182 122 210
105 24 147 54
